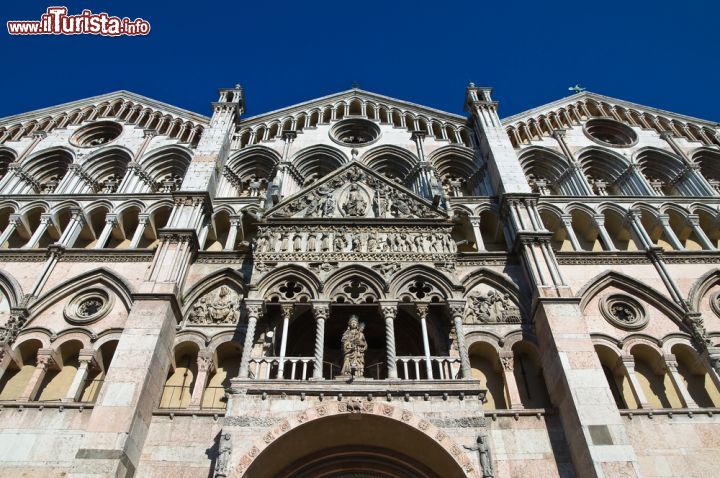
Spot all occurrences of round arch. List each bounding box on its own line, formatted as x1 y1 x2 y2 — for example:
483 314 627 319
235 404 477 477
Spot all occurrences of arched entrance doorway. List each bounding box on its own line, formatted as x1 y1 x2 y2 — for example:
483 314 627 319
242 413 469 478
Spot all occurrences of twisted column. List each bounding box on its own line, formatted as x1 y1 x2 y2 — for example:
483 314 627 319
239 300 264 378
447 299 471 378
311 301 330 379
380 301 399 379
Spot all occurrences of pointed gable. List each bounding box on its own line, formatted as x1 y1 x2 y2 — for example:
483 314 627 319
265 161 447 220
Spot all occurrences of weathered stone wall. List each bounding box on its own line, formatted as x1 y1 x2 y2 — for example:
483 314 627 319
136 415 223 477
0 407 90 477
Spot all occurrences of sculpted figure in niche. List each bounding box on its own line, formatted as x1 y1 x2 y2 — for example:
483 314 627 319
215 432 232 477
340 315 367 376
342 184 367 216
321 234 331 251
307 234 317 252
334 234 347 252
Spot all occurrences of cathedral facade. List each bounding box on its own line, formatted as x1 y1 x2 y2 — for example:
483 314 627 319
0 84 719 477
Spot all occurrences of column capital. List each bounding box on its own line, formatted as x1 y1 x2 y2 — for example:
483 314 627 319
104 213 119 225
280 302 295 319
36 349 59 370
137 213 151 223
143 129 158 138
197 350 215 373
499 354 514 371
311 300 330 321
415 302 429 320
379 300 399 320
446 299 467 319
243 299 265 318
283 130 297 142
551 129 567 139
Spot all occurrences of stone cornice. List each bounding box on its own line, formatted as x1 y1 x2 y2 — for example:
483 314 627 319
0 90 209 127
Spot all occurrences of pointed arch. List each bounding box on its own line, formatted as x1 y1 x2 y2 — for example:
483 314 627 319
181 268 247 310
688 268 720 312
323 265 387 303
0 268 23 309
255 265 322 301
576 270 685 323
27 267 135 320
389 265 458 300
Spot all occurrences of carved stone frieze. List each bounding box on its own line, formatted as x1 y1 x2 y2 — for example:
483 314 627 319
186 285 244 326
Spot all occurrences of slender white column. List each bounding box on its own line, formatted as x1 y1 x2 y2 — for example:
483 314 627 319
500 353 524 409
224 215 242 251
239 300 264 378
0 214 21 248
58 209 86 248
416 304 433 379
22 214 52 249
94 214 118 249
469 216 485 251
380 301 398 379
188 351 215 410
276 303 294 378
593 215 616 251
621 356 651 409
63 350 97 402
311 301 330 379
560 215 582 251
129 214 150 249
657 215 684 250
664 357 698 409
17 350 57 401
688 215 715 250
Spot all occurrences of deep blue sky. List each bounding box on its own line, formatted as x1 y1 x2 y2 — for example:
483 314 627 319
1 1 718 122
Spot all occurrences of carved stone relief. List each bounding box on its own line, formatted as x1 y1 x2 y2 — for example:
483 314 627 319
187 285 243 326
268 164 444 220
464 287 521 324
254 225 457 261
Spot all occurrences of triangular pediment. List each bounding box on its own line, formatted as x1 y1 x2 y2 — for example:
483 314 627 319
265 161 447 220
0 90 209 129
502 91 718 127
240 88 468 128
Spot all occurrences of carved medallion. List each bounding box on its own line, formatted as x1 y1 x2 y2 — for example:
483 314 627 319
599 294 648 330
64 288 114 325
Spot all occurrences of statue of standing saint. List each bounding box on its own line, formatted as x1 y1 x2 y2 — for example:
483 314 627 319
340 315 367 376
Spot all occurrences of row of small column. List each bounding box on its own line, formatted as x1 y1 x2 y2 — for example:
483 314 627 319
0 209 153 250
559 209 715 252
616 353 712 409
1 348 101 403
236 299 473 381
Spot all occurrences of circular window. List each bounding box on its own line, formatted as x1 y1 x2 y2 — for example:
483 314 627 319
64 288 114 324
330 119 381 147
599 294 648 330
70 121 123 148
583 118 637 147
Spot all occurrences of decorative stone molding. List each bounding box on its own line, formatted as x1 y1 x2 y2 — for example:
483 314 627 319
599 294 648 330
229 403 480 477
63 288 114 325
709 291 720 318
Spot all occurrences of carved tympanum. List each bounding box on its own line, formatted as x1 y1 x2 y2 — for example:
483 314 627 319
465 290 520 324
187 285 243 325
